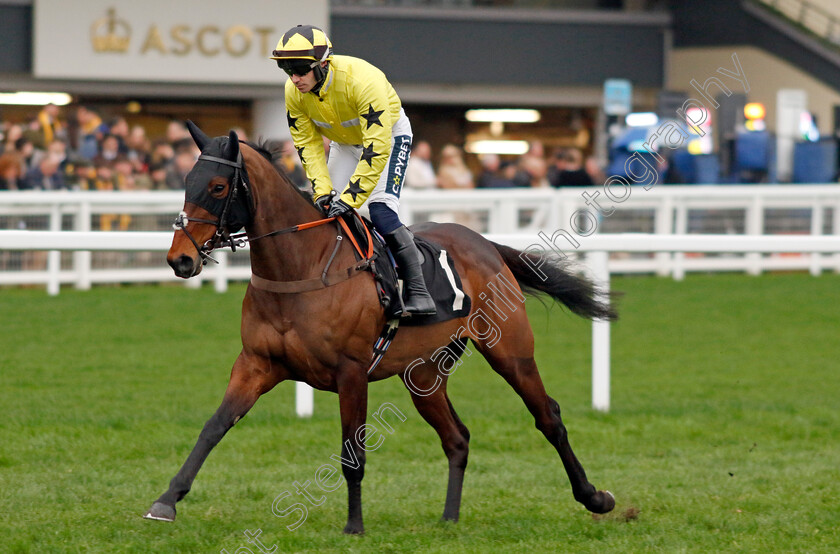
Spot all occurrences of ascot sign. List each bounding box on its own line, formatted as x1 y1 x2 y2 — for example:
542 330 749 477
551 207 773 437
89 8 276 58
34 0 328 85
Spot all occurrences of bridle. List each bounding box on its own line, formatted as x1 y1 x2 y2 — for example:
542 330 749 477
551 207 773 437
172 151 252 265
171 210 226 265
172 149 348 266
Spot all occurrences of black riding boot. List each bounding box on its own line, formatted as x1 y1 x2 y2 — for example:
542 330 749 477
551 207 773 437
385 226 437 316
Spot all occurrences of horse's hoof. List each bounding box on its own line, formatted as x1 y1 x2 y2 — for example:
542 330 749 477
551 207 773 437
143 502 176 522
342 522 364 535
587 490 615 514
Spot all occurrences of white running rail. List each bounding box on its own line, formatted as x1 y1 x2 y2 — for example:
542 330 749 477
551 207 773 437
3 229 839 415
3 185 840 291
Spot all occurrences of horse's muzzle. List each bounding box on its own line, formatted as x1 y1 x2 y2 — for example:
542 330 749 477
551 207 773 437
168 254 201 279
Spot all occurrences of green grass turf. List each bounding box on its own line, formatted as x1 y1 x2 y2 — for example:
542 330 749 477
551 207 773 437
1 273 839 553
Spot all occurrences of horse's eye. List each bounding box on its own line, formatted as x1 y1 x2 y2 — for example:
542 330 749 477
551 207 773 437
209 181 228 199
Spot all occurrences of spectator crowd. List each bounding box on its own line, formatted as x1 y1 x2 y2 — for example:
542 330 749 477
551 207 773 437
404 139 602 192
0 104 310 195
0 103 604 197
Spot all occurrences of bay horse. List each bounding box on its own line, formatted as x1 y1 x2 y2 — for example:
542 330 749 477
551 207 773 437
144 122 617 533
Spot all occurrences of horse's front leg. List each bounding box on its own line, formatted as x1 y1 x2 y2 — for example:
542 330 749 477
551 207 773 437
144 351 282 522
335 367 369 535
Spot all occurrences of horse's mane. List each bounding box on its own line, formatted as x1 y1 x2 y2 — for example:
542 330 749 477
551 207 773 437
243 139 314 205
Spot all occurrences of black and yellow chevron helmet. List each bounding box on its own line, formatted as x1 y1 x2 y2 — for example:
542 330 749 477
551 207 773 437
271 25 333 64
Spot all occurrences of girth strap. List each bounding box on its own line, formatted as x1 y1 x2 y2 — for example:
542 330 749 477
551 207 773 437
250 260 370 293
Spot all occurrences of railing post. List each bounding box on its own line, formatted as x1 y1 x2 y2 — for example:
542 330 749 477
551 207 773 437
214 250 229 293
588 250 611 412
496 197 518 233
834 200 840 273
654 196 674 277
47 203 62 296
296 382 314 417
746 196 763 275
810 203 823 276
74 200 92 290
559 196 577 237
547 190 562 231
673 203 688 281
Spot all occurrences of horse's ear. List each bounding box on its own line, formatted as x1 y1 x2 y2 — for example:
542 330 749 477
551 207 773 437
186 120 211 151
223 129 240 161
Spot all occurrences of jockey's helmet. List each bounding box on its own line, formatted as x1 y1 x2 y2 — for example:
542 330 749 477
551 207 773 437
271 25 333 85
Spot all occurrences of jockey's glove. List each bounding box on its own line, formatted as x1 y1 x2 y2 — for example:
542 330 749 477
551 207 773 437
314 195 332 215
326 198 352 218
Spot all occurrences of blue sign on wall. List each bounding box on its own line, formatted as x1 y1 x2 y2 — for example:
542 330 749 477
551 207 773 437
603 79 633 116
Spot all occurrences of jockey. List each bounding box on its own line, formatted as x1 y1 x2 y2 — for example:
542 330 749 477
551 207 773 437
271 25 436 316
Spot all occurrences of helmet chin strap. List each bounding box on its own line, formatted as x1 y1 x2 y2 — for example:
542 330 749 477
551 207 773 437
311 48 331 92
311 65 328 93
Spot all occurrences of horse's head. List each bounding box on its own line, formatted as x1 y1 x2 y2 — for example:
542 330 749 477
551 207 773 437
167 121 254 278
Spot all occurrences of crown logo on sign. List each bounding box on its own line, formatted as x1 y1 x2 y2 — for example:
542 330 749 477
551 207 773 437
90 7 131 53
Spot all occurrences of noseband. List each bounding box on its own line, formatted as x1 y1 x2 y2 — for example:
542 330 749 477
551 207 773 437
172 152 251 265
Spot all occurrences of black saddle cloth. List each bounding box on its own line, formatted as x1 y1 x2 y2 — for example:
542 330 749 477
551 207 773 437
342 215 471 325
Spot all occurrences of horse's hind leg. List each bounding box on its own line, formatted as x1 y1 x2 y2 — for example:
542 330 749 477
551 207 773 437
144 351 281 522
477 344 614 514
400 369 470 522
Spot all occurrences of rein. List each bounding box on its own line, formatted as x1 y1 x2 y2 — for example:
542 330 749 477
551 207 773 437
248 214 374 293
229 216 335 248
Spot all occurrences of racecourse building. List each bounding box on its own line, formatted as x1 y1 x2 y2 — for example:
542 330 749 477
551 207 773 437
2 0 840 173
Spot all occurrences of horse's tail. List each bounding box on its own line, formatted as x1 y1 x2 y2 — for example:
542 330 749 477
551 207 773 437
491 242 618 321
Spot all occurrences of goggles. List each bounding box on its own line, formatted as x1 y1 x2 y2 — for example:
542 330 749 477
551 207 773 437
277 59 315 77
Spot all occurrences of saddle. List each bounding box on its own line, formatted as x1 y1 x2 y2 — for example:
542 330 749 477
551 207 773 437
339 213 471 327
